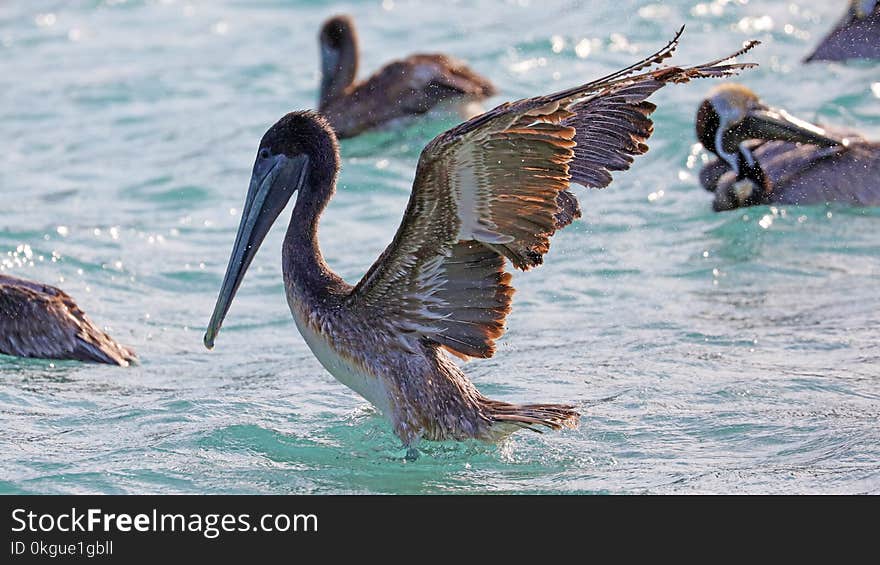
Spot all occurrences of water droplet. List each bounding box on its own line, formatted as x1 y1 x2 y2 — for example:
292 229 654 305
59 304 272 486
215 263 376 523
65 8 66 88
574 38 592 58
211 21 229 35
35 13 56 27
638 4 671 19
648 189 665 202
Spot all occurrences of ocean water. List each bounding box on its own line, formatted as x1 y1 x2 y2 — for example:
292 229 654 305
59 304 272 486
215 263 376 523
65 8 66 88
1 0 878 494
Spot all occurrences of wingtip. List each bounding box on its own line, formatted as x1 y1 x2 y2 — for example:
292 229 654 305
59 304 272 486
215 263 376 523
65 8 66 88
721 39 762 63
121 350 139 367
665 25 686 57
741 39 762 54
674 38 761 80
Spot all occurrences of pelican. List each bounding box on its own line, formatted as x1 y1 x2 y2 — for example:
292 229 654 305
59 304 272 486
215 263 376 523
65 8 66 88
695 83 880 211
317 14 496 138
804 1 880 63
205 31 757 447
0 273 137 366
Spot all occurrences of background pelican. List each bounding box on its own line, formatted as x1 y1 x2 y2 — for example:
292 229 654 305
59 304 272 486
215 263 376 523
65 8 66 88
206 31 757 448
0 273 137 366
696 83 880 211
804 1 880 63
317 14 496 138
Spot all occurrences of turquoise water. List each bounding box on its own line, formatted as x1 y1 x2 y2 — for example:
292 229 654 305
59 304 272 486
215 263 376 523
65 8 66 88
2 0 879 494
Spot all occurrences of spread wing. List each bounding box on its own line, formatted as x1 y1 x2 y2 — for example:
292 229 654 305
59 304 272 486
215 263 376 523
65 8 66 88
0 276 137 366
349 31 759 360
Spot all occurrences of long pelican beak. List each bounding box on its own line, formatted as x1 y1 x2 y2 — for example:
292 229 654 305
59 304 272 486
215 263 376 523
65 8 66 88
731 107 847 149
204 153 309 349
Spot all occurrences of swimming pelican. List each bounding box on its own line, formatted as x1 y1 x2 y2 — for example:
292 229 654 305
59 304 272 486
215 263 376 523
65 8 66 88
205 31 757 447
317 14 496 138
804 1 880 63
0 273 137 366
695 83 879 211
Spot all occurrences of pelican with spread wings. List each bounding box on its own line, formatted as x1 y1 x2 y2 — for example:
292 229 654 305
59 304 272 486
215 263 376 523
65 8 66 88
204 30 758 447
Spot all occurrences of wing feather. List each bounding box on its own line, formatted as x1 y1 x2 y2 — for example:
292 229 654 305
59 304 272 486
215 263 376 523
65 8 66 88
0 275 136 366
350 33 759 359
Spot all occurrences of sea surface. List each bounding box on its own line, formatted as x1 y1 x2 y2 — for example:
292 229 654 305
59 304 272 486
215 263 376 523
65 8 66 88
1 0 878 494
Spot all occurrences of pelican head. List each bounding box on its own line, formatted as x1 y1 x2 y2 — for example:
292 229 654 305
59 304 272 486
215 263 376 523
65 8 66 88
318 14 358 109
204 111 338 348
695 83 842 210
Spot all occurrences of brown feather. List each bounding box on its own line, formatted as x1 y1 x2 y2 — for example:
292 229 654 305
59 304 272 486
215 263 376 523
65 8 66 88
0 273 137 366
320 53 496 138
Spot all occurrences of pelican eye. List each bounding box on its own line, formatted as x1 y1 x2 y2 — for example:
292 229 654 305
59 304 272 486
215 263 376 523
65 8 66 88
259 148 271 160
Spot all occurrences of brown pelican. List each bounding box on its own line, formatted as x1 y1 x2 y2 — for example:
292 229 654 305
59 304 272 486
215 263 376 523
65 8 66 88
205 31 757 447
317 14 496 138
805 1 880 63
0 273 137 366
695 83 880 211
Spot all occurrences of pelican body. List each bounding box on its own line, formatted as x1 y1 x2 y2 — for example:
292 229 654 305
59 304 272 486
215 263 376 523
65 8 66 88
805 1 880 63
317 15 496 139
206 31 757 447
0 273 136 366
696 83 880 211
